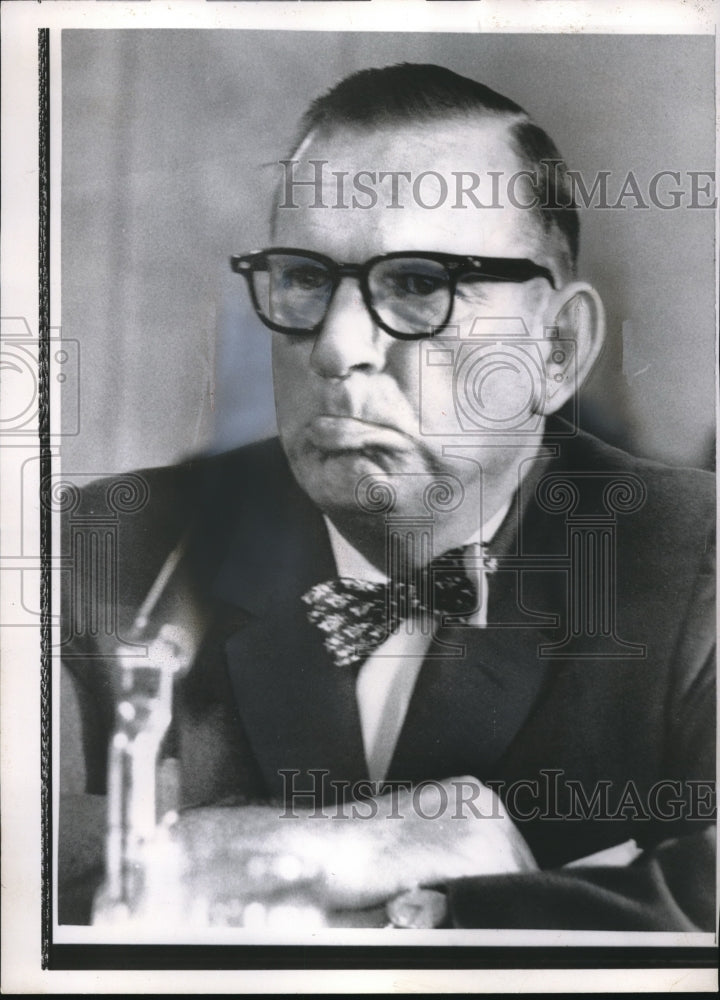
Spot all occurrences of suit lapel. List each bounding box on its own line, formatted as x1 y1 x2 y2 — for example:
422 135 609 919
386 602 557 786
216 474 369 803
225 601 369 804
388 445 565 784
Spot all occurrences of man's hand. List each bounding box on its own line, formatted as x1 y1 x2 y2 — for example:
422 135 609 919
174 776 537 913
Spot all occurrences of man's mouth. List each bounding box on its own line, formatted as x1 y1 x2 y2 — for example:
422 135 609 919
306 415 411 453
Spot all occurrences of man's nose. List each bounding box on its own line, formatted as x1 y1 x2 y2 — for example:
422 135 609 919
309 278 391 379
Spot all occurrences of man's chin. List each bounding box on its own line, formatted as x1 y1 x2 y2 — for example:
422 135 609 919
290 447 425 514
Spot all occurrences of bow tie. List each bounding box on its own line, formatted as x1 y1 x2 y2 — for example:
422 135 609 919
301 546 483 669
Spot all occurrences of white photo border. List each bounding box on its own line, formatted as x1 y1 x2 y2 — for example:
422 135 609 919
1 1 717 994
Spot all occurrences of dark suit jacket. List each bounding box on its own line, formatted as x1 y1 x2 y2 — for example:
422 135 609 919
60 419 716 929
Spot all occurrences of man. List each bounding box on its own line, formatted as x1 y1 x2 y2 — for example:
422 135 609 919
60 64 715 930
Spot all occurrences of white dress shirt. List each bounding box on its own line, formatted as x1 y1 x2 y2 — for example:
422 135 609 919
324 505 510 783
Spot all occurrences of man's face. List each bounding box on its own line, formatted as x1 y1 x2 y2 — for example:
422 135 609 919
271 118 558 521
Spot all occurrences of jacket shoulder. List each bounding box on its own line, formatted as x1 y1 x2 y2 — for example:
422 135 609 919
61 437 294 622
556 424 715 540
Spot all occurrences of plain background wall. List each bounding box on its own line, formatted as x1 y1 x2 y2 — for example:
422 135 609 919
61 31 716 475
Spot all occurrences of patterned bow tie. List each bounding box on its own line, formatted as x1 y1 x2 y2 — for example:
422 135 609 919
301 546 482 668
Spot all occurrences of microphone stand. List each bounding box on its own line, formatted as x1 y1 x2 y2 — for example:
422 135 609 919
92 541 193 928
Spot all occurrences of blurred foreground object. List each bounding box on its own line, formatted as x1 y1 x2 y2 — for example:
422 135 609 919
91 623 327 930
91 623 192 928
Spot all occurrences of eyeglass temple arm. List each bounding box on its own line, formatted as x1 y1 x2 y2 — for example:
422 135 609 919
453 257 556 289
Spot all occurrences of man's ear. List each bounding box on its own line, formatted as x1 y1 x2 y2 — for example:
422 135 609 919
538 282 605 415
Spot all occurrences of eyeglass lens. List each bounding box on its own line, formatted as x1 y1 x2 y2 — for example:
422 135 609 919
369 257 451 335
253 253 453 336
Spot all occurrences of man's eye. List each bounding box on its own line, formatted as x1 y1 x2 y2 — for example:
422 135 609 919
389 273 445 297
281 266 329 291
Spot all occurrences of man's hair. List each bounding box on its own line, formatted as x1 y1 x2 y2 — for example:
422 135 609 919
287 63 579 274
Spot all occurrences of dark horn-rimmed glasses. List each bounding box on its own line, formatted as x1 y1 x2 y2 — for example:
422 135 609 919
230 247 556 341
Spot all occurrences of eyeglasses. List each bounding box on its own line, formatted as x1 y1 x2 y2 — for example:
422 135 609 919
230 247 556 341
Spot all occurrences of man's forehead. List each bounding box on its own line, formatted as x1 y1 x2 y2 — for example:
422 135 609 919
295 116 524 180
273 116 546 261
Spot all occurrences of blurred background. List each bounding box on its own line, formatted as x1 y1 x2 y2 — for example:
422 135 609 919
61 30 716 474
